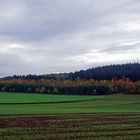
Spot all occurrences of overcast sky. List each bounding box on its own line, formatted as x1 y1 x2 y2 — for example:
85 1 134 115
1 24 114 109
0 0 140 76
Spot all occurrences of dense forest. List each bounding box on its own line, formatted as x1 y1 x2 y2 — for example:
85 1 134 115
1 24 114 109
0 63 140 95
69 63 140 81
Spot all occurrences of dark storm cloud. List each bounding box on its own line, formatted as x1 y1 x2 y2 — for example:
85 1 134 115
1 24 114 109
0 0 140 76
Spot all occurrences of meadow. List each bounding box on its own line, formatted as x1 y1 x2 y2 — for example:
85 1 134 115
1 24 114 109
0 92 140 114
0 92 140 139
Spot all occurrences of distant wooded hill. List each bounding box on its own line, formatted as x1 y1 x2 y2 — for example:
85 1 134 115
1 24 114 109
3 63 140 81
69 63 140 81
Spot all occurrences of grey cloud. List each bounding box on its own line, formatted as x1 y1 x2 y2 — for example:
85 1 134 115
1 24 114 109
0 0 140 76
0 0 135 41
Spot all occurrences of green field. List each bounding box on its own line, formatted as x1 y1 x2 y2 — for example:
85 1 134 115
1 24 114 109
0 92 140 139
0 92 140 114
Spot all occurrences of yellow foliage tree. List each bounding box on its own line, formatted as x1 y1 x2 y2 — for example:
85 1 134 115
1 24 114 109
40 87 46 93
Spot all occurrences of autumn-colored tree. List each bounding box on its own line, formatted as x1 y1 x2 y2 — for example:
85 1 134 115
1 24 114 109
35 88 40 93
40 87 46 93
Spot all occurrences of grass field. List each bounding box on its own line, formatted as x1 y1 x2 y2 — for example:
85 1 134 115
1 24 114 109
0 92 140 114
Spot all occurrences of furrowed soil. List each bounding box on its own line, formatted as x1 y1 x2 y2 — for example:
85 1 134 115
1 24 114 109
0 113 140 140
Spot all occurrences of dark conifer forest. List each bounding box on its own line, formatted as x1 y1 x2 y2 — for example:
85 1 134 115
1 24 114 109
69 63 140 81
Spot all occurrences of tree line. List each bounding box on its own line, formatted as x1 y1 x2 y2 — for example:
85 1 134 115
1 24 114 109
0 63 140 95
0 78 140 95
